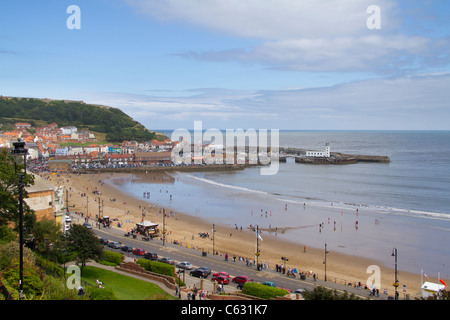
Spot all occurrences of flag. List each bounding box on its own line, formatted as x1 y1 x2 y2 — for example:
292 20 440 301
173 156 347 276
257 232 263 241
440 279 447 287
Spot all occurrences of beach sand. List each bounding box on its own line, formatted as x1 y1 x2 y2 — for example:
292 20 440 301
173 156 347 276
46 171 425 298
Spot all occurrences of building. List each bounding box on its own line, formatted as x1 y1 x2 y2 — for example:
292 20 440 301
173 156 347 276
421 282 446 299
48 159 73 172
134 151 172 165
14 122 32 130
105 153 134 166
60 126 77 135
25 174 65 223
306 143 330 158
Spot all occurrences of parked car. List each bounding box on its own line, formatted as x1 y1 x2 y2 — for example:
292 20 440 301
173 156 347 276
157 257 175 265
212 272 230 279
120 245 133 252
83 222 92 229
292 289 305 295
211 275 230 285
190 267 211 278
144 252 158 260
107 241 121 249
99 238 109 245
132 248 146 256
262 281 276 287
176 261 194 270
232 275 254 284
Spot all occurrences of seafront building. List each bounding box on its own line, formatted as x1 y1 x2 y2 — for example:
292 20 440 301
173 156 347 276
305 143 330 158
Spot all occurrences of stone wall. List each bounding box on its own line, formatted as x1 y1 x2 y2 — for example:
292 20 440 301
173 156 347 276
115 261 177 290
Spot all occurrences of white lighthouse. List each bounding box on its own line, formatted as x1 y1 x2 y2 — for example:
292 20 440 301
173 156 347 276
306 143 330 158
325 143 330 157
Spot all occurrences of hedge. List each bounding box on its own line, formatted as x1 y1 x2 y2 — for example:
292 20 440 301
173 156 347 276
242 282 289 300
100 251 124 265
136 259 175 277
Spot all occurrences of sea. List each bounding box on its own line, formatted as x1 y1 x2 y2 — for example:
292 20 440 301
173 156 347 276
110 130 450 278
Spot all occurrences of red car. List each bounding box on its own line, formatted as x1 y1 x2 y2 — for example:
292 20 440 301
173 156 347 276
212 272 230 279
232 275 254 284
132 248 145 255
211 275 230 285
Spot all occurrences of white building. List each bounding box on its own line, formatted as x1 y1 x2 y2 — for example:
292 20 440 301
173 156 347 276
306 143 330 158
421 282 446 299
55 146 69 156
60 126 77 135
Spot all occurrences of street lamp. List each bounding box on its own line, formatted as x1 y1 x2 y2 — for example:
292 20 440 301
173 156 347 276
392 248 399 300
324 242 330 281
212 223 215 255
256 225 261 269
162 208 166 246
10 138 28 300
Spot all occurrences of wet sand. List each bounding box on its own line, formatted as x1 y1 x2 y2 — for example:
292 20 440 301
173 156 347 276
46 171 427 298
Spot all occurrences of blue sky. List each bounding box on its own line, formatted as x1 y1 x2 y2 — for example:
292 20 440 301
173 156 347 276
1 0 450 130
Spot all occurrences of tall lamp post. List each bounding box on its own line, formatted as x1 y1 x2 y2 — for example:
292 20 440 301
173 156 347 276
324 242 330 281
10 138 28 300
256 225 261 270
392 248 399 300
162 208 166 246
212 223 215 255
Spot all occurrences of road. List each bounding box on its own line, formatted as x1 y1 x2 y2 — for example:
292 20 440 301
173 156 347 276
88 223 385 300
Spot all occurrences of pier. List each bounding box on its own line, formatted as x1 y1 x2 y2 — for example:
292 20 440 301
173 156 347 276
279 147 390 165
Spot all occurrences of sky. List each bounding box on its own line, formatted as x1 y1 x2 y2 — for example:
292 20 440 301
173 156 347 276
1 0 450 130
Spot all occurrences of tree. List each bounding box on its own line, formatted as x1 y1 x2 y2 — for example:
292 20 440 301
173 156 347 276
65 224 102 274
0 148 35 230
32 217 64 259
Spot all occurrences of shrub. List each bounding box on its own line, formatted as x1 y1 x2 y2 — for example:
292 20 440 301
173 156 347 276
100 250 123 265
137 259 175 277
87 286 117 300
301 286 361 300
242 282 289 300
0 241 36 267
40 276 88 300
2 263 44 299
35 255 64 278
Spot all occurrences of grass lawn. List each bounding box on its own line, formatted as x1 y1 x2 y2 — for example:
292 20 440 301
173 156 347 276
81 266 178 300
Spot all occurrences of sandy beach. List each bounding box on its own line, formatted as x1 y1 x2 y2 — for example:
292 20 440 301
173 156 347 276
44 170 426 298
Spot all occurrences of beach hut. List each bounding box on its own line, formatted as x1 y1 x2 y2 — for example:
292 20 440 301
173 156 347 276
421 282 445 298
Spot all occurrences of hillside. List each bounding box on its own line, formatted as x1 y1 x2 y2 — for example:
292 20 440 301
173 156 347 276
0 97 163 142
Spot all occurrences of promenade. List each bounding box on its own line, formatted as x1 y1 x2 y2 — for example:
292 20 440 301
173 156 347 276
83 220 396 300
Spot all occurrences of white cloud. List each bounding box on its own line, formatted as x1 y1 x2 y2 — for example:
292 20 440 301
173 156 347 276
81 73 450 130
125 0 396 39
125 0 449 74
183 34 437 72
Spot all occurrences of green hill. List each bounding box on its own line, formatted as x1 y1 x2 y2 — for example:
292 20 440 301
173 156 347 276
0 97 163 142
